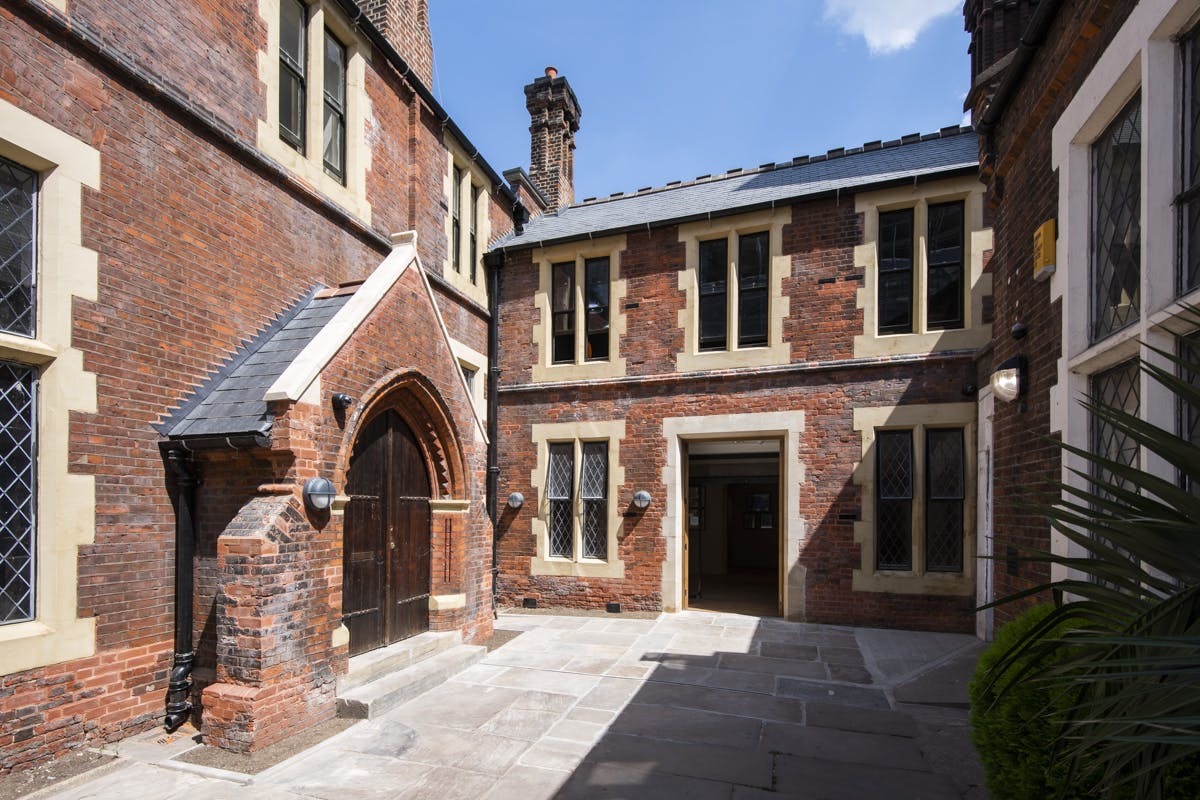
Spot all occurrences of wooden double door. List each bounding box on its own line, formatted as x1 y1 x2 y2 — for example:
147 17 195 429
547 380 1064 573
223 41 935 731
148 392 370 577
343 410 431 656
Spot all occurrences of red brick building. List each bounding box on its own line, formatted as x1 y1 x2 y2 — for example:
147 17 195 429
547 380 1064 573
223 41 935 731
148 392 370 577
489 70 995 634
0 0 517 771
962 0 1194 634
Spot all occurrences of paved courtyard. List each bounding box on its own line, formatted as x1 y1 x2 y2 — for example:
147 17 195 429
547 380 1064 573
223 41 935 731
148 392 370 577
36 611 987 799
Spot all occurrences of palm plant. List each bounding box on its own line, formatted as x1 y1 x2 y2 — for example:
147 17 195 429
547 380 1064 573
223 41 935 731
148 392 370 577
981 314 1200 799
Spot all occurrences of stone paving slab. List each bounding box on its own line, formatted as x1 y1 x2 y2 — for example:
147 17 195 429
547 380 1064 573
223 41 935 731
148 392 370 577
37 611 989 800
774 754 962 800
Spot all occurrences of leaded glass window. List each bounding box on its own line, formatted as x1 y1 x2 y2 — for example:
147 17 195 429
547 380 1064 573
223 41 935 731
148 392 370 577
927 201 965 330
876 429 913 571
698 238 727 351
1091 359 1141 496
584 257 609 361
1180 333 1200 494
1181 26 1200 294
737 232 769 348
551 262 574 363
580 442 607 560
322 30 346 183
878 209 914 334
547 443 573 558
1091 94 1141 342
278 0 307 152
925 428 964 572
0 158 36 339
0 362 36 624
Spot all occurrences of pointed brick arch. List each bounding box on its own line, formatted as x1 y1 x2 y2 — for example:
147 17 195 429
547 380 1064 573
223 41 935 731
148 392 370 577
335 370 466 501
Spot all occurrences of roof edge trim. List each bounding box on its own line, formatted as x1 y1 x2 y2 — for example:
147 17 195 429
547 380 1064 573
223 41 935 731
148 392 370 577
265 232 418 402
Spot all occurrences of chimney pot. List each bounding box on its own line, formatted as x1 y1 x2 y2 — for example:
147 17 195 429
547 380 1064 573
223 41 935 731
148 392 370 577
545 66 558 79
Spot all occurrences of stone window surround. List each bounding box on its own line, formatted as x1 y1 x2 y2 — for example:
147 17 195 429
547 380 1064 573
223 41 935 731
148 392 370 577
1049 0 1200 578
661 411 806 618
531 234 628 383
852 403 976 596
0 98 99 675
256 0 372 223
530 419 626 579
676 208 791 373
442 139 492 308
853 175 993 359
449 336 486 424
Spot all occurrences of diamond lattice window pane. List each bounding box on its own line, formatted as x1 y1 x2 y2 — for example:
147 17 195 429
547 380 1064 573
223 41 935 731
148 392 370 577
1091 94 1141 341
580 442 607 499
549 499 573 558
877 430 913 500
1091 359 1141 497
547 443 573 500
583 500 606 560
0 158 36 339
877 499 912 571
876 429 913 571
1185 27 1200 292
1180 334 1200 495
926 500 964 572
0 362 36 624
927 429 964 500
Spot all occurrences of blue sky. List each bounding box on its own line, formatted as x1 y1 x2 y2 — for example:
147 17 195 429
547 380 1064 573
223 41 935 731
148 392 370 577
429 1 969 203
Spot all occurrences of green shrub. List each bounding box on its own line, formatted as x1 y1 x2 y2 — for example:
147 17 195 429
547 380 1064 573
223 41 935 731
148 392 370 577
971 606 1200 799
970 604 1091 800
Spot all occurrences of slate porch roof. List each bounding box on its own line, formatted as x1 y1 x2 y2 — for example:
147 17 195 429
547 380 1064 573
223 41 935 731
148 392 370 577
494 126 979 251
158 287 351 444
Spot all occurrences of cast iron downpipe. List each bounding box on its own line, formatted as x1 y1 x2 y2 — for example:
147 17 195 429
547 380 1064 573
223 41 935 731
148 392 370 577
485 250 505 616
163 447 198 733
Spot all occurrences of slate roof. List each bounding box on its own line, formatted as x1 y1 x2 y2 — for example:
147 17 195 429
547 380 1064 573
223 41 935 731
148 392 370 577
496 126 979 250
159 287 350 443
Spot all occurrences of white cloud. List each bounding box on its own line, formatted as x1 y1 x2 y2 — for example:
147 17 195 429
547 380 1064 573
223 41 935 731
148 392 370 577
823 0 962 55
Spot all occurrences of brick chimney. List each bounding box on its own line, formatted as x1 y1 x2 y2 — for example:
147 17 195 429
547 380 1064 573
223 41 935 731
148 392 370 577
360 0 433 88
525 66 582 209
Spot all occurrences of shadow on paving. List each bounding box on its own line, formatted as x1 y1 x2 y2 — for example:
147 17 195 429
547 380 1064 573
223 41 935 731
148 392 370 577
548 616 984 800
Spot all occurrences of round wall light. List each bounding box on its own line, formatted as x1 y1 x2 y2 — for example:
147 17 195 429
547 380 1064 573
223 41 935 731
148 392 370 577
632 490 652 510
303 477 337 511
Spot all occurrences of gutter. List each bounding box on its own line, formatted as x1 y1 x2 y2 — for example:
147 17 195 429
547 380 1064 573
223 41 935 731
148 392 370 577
976 0 1064 132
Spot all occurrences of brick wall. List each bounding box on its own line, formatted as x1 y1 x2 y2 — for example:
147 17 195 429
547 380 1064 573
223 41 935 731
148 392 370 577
970 0 1139 626
495 198 982 633
0 0 506 773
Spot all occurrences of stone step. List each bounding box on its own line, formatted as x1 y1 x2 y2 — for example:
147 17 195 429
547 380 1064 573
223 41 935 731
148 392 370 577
338 630 462 694
336 643 486 720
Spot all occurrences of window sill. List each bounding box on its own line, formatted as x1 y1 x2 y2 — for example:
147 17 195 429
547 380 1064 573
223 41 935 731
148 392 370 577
0 616 96 675
531 554 625 579
532 357 627 384
0 333 58 365
676 341 789 373
850 568 973 596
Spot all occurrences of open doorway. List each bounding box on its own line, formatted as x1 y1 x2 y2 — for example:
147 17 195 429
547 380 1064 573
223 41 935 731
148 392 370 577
685 439 781 617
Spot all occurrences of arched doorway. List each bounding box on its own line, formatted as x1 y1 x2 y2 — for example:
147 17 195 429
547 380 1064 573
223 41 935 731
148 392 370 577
343 409 432 656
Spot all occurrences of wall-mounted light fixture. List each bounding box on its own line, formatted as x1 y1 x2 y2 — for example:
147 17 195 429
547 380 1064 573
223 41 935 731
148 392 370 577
632 490 652 510
303 476 337 511
507 492 525 510
991 356 1026 403
332 393 354 411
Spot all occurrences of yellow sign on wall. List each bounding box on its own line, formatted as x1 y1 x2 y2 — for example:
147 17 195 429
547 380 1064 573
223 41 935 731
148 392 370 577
1033 218 1056 281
